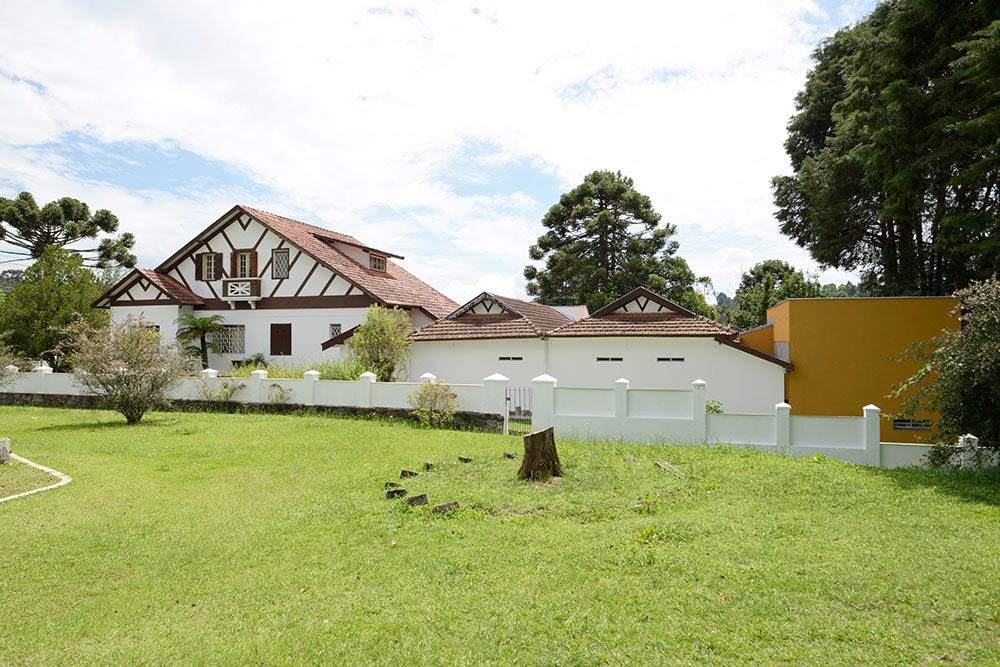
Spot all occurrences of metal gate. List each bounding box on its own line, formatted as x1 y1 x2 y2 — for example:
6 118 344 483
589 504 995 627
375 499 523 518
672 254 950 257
505 386 532 436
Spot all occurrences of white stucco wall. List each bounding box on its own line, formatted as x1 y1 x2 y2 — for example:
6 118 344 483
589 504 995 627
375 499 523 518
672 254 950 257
407 335 786 415
199 306 371 369
407 338 545 386
110 304 183 343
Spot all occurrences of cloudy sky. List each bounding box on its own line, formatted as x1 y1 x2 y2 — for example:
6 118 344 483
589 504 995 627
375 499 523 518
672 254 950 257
0 0 877 303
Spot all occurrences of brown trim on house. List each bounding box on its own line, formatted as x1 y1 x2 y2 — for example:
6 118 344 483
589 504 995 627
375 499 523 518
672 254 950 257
293 262 319 298
195 294 376 311
109 298 181 307
319 271 336 296
220 228 237 253
320 325 360 350
251 228 269 253
155 205 243 274
714 335 794 370
590 287 699 319
312 233 404 259
171 267 193 291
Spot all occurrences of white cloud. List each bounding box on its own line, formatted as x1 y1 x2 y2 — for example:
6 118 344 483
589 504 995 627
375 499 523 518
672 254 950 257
0 0 876 303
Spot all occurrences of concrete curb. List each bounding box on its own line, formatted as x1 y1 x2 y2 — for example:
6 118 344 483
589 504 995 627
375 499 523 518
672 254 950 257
0 454 72 504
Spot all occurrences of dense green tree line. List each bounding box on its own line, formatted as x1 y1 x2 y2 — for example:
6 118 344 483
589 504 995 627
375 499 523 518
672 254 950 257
773 0 1000 295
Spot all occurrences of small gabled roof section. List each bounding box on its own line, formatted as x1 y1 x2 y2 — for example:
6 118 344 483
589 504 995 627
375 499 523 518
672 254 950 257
408 292 572 341
548 287 735 338
156 204 458 319
93 268 204 308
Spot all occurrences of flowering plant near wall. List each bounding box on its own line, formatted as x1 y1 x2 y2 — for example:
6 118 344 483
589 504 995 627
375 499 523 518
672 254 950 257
268 383 292 405
407 380 459 427
199 379 247 403
62 315 189 424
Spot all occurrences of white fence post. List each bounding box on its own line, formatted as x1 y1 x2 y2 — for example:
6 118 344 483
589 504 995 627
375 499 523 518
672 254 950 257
0 437 9 464
776 402 791 451
251 369 268 403
691 379 707 443
359 372 376 408
4 365 18 374
615 378 629 420
34 362 52 394
419 372 437 384
483 373 509 431
531 374 557 432
303 370 320 406
864 404 881 467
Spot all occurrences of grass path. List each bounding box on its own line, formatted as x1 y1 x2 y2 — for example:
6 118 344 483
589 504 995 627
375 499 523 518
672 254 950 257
1 406 998 665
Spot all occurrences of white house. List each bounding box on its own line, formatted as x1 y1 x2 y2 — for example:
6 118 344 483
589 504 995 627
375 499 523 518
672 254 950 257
93 205 458 369
408 288 790 414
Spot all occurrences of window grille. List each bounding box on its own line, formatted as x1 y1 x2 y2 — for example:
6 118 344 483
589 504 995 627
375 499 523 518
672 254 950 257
211 325 245 354
498 356 523 361
893 419 931 431
596 357 623 362
369 254 386 272
273 249 290 279
329 323 342 338
657 357 685 362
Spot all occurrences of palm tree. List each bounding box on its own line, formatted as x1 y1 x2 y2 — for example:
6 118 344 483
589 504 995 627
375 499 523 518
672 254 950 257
175 314 227 369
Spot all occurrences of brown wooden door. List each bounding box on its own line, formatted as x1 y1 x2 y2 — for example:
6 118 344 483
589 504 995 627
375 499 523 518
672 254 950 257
270 323 292 356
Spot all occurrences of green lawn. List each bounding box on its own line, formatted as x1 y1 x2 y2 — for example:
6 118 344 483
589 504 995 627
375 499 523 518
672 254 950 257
1 406 998 665
0 457 56 499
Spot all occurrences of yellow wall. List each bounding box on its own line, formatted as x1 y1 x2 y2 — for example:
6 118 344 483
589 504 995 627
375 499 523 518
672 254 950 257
771 297 957 443
737 323 774 358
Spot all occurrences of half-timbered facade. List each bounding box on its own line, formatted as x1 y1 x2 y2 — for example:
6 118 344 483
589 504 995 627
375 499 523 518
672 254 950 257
94 205 458 369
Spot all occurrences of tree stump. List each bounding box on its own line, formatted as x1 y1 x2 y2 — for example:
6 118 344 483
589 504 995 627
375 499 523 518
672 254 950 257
518 427 563 481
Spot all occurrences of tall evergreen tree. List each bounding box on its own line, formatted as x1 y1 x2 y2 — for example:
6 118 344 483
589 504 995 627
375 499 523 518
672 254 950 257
0 191 136 268
0 246 107 367
772 1 1000 296
524 170 712 315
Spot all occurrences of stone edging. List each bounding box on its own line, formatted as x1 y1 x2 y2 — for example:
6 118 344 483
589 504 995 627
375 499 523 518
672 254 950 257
0 454 73 504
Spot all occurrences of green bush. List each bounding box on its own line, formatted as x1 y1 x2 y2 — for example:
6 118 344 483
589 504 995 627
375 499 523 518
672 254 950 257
407 380 459 427
228 356 365 381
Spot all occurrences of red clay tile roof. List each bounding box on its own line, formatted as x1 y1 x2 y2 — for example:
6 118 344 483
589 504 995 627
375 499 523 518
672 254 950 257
93 268 205 308
156 205 458 318
237 206 458 318
547 288 737 338
548 311 737 337
409 293 572 341
136 269 204 305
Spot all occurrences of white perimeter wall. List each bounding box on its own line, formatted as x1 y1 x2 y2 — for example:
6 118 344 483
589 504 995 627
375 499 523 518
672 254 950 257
408 336 785 415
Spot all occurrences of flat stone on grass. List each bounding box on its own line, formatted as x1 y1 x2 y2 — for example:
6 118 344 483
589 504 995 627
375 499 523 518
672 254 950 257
400 469 419 478
458 457 472 463
386 488 407 499
407 494 428 507
433 501 459 513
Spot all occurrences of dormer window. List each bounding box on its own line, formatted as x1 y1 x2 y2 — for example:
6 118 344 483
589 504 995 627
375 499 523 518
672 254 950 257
369 254 386 272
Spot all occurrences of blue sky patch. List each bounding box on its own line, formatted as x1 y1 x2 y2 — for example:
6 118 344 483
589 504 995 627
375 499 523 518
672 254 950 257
442 141 563 206
14 132 272 200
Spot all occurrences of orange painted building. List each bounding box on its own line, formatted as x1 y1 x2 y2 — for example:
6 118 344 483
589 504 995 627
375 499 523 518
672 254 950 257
738 297 958 443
